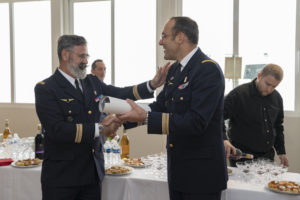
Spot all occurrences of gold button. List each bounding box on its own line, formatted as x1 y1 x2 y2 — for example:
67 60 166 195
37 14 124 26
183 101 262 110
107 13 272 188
68 110 72 114
88 110 92 114
180 97 183 100
169 144 174 148
172 98 174 101
92 149 95 153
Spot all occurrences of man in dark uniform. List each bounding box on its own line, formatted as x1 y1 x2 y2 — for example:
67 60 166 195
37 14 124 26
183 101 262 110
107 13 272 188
223 64 289 167
119 17 227 200
34 35 170 200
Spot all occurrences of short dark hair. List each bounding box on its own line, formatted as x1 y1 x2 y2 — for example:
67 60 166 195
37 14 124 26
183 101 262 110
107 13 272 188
57 35 87 61
170 16 199 44
91 59 104 70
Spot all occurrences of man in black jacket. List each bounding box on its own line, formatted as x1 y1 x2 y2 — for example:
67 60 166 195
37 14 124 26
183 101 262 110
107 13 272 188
223 64 289 167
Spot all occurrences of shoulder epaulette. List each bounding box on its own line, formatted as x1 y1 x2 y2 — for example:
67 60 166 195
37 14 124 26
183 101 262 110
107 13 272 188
202 59 216 64
38 81 46 85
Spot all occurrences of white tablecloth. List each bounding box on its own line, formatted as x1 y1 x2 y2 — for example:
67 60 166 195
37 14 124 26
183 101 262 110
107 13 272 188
0 165 300 200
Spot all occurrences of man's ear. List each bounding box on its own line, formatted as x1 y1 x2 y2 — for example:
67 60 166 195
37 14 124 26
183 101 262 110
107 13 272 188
61 49 70 61
257 72 262 80
176 32 185 44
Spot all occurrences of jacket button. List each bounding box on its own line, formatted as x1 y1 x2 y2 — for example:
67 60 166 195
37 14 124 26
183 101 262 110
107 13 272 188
180 97 183 100
169 144 174 148
68 110 72 114
88 110 92 114
172 98 174 101
92 149 95 153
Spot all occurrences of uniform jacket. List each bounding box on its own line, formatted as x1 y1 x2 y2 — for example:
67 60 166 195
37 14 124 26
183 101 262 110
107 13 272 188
35 68 152 187
148 48 228 193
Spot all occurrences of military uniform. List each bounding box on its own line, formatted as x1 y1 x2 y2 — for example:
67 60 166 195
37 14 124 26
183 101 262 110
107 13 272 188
147 48 228 195
35 69 152 191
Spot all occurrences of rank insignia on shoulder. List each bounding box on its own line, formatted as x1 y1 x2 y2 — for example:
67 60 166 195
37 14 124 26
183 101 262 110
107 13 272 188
202 59 216 64
170 76 174 80
178 82 189 90
38 81 45 85
168 81 173 86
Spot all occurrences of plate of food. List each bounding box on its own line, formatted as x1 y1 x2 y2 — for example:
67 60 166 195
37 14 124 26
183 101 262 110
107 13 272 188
123 158 148 168
267 180 300 195
105 165 133 176
11 158 43 168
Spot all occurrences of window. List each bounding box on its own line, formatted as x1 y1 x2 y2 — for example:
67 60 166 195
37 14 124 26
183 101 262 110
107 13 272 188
14 1 52 103
183 0 297 111
73 1 112 84
72 0 156 89
0 0 51 104
0 3 11 103
239 0 296 111
183 0 233 94
114 0 156 87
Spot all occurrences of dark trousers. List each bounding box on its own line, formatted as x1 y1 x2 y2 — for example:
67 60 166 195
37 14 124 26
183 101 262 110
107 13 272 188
42 182 101 200
169 188 222 200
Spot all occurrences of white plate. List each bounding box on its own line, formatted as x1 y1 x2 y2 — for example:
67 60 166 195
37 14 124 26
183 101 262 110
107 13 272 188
267 182 300 195
11 161 42 168
105 166 133 176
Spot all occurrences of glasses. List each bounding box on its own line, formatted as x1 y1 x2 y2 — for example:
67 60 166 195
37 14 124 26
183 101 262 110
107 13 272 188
78 53 90 60
160 33 172 40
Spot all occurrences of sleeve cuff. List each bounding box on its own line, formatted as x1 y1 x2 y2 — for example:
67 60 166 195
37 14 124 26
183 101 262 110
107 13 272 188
95 123 100 138
147 81 155 93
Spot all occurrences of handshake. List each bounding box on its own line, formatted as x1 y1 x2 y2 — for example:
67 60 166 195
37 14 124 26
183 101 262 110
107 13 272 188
99 98 149 137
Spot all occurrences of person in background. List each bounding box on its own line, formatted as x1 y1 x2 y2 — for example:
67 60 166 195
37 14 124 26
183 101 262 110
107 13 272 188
118 16 227 200
223 64 289 167
91 59 106 82
35 34 170 200
91 59 108 143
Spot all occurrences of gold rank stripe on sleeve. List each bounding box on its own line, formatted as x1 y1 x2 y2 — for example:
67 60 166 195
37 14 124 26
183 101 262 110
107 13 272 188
202 59 216 64
75 124 83 143
133 85 142 100
162 113 170 135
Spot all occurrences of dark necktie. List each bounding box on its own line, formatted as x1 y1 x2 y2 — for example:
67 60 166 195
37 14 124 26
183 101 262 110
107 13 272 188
174 62 182 79
75 79 83 96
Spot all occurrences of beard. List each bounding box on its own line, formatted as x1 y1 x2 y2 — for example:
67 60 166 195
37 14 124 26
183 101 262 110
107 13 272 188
67 61 87 79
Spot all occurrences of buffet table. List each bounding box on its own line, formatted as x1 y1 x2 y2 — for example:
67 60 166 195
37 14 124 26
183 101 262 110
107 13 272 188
0 164 300 200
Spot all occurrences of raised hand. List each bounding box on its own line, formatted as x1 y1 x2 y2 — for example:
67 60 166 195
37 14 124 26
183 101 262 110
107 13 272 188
117 99 147 122
150 62 171 89
224 140 236 158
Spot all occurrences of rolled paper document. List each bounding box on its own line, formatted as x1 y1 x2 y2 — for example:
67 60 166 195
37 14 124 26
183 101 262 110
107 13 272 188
99 96 150 114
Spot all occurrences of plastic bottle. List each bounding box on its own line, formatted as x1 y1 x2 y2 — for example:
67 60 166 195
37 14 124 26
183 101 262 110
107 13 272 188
103 138 112 168
111 136 121 165
229 148 253 160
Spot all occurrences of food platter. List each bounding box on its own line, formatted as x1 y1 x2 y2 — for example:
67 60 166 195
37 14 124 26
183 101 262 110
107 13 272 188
11 158 43 168
123 158 148 168
267 180 300 195
105 166 133 176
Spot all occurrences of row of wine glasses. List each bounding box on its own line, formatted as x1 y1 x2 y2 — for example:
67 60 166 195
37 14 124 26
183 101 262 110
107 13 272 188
235 159 288 185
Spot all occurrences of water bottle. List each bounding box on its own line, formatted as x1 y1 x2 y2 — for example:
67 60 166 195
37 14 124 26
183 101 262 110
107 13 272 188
111 136 121 165
103 139 112 168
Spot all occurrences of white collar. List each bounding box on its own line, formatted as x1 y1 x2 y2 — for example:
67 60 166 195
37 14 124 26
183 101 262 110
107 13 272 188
58 68 80 89
179 47 198 71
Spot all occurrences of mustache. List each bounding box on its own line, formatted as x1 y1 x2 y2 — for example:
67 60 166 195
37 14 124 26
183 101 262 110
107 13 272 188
79 63 87 70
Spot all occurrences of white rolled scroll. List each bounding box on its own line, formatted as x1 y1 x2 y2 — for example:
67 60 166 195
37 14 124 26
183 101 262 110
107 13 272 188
98 96 150 114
